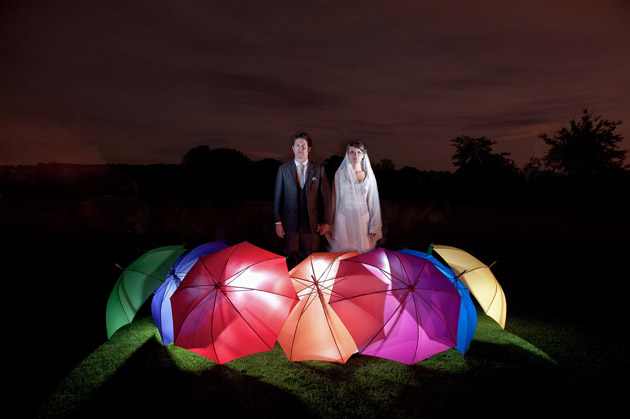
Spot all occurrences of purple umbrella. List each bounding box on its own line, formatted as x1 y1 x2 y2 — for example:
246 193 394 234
151 241 228 345
329 248 462 364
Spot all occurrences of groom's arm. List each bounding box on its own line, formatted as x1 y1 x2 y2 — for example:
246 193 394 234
319 166 332 225
316 165 331 235
273 166 285 238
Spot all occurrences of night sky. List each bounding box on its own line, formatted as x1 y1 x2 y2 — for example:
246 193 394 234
1 0 628 171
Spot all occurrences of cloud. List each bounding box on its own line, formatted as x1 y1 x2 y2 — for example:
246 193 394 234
1 0 628 170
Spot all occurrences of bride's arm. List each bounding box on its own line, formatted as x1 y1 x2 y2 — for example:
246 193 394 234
366 177 383 240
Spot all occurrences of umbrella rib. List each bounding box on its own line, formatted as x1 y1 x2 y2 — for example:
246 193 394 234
317 280 336 295
301 286 322 311
362 296 405 350
486 278 500 313
222 257 285 287
320 297 345 361
123 268 167 283
395 252 413 286
332 284 423 303
460 267 499 313
413 288 458 344
311 257 345 360
210 287 221 364
221 291 275 351
172 287 217 344
289 286 317 359
343 258 410 288
117 280 134 323
223 285 300 300
331 289 394 303
411 291 422 364
292 276 314 289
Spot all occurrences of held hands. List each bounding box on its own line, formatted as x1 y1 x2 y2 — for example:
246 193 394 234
316 223 330 236
276 223 329 237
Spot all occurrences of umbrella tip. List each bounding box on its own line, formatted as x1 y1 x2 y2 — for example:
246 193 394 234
114 263 124 271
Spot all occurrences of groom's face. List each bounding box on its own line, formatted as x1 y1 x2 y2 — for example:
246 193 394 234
292 138 311 163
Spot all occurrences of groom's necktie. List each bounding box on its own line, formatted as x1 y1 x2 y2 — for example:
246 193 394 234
298 163 305 188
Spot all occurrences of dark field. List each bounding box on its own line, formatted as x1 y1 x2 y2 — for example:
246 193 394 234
3 197 627 417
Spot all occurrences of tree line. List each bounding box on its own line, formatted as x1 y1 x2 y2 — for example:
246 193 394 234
1 109 627 208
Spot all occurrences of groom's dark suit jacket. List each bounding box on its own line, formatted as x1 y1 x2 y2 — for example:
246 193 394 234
274 160 331 234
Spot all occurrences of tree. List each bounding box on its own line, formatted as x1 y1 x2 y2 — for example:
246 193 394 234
182 145 212 167
182 146 250 170
539 109 627 176
450 135 517 177
181 146 251 200
373 158 396 171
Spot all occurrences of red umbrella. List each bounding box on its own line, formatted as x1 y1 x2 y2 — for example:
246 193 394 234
330 248 461 365
171 242 298 364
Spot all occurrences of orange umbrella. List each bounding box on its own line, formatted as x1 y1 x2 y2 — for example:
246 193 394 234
278 251 359 363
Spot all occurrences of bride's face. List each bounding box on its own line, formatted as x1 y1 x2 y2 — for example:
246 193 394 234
347 146 365 166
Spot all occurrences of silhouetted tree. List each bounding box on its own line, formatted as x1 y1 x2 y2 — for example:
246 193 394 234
250 158 281 200
373 158 396 172
450 135 517 177
323 154 343 185
182 145 212 167
539 109 627 176
181 146 251 200
522 156 551 180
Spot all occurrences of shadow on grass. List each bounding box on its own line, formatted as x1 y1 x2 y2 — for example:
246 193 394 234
34 312 621 419
40 335 318 419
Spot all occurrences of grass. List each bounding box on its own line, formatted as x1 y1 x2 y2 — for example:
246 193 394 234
6 199 626 418
34 309 621 419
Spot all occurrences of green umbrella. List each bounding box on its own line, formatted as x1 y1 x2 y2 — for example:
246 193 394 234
106 245 187 338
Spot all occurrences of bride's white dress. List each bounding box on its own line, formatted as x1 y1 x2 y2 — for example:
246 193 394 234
328 153 382 253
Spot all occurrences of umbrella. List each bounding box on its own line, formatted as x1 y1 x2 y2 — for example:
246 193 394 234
151 241 229 345
171 241 298 364
106 244 187 339
330 248 461 364
431 244 507 328
277 251 359 363
398 248 477 354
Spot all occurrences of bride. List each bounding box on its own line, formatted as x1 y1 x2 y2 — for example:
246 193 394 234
328 140 382 253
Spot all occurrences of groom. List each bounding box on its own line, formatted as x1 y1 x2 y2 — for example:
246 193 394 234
274 132 331 268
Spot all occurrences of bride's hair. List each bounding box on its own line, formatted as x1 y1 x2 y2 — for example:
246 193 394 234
346 139 367 153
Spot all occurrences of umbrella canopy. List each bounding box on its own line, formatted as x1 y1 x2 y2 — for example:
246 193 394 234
398 248 477 354
431 244 507 328
171 241 298 364
106 245 187 339
330 248 461 365
152 241 229 345
278 251 359 363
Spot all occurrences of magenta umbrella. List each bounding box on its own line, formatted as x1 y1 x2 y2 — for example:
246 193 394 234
329 248 462 364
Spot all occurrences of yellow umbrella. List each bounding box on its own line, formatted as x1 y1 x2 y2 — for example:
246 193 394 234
431 244 507 328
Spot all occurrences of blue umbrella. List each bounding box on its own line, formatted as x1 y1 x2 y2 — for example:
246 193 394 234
397 248 477 354
151 241 229 345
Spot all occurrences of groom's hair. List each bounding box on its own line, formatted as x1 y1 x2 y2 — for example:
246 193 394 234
292 132 312 147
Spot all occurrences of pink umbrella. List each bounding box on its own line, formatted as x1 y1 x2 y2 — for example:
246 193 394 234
171 241 298 364
329 248 461 364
